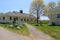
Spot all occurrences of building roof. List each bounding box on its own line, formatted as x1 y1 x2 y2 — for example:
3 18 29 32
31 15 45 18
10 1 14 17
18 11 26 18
6 11 27 17
0 11 36 18
49 6 60 12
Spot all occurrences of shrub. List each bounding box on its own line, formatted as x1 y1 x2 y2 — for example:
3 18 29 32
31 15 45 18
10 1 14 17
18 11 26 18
9 25 14 29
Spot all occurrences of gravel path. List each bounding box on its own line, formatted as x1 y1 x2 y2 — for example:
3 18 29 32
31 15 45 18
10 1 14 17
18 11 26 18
0 27 32 40
25 23 55 40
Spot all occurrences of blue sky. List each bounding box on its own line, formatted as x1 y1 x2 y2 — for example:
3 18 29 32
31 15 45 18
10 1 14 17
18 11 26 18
0 0 59 13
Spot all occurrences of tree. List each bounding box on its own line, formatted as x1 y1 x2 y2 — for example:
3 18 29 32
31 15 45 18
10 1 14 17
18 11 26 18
43 7 49 16
48 1 56 10
43 2 56 16
30 0 45 25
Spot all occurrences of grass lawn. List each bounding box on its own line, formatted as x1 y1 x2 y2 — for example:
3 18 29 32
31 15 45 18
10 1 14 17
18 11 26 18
29 21 60 40
0 24 30 36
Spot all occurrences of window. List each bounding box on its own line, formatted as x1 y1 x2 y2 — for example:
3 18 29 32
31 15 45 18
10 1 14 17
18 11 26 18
31 19 32 21
10 17 12 20
21 19 23 21
27 19 29 21
16 17 18 20
57 14 60 18
24 19 26 21
0 17 1 20
3 17 5 20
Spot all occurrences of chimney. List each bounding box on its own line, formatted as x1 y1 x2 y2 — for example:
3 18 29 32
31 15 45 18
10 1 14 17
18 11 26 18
20 10 23 13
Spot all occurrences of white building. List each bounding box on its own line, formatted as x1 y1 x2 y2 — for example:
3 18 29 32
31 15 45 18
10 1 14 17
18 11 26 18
0 11 36 24
48 6 60 25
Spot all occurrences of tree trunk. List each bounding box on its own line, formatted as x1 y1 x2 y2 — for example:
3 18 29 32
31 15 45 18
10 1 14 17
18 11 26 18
37 10 39 24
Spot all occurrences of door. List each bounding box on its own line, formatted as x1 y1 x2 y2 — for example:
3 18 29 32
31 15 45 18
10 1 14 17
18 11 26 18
14 18 16 21
13 18 16 24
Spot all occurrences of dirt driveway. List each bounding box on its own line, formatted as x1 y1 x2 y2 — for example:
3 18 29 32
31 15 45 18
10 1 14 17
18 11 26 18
0 27 31 40
25 23 55 40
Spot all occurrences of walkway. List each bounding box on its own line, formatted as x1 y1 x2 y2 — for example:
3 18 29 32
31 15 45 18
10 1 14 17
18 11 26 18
25 23 55 40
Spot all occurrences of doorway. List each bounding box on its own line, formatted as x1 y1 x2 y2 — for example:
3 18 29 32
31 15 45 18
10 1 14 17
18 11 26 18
13 18 16 24
14 18 16 21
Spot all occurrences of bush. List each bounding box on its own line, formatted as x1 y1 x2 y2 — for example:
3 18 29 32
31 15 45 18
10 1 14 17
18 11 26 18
9 25 13 28
20 23 25 28
13 24 18 27
16 26 20 30
39 20 49 24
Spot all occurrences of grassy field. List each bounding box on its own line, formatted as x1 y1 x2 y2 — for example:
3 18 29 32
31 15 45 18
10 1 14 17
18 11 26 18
0 24 30 36
29 20 60 40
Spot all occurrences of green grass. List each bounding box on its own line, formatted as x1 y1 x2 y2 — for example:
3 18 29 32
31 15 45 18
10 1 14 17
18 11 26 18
0 24 30 36
29 21 60 40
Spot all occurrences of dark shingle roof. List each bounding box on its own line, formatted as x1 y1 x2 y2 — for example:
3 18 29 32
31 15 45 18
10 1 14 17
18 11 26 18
6 12 28 17
0 11 36 18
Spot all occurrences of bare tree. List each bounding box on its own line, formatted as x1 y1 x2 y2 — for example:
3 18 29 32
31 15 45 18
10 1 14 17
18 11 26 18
30 0 45 25
48 1 56 10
